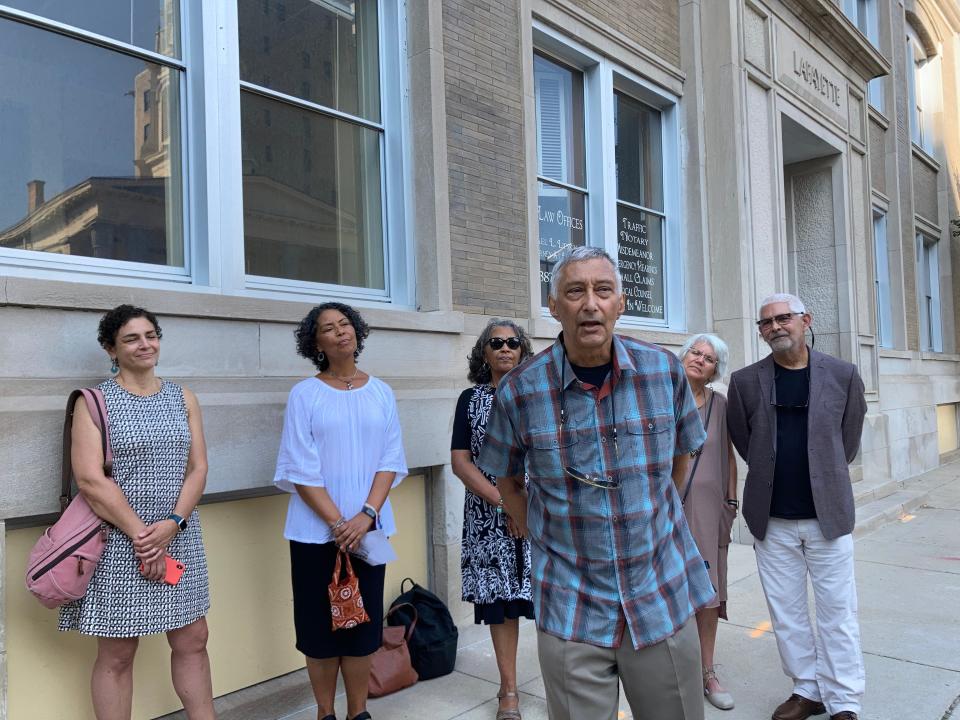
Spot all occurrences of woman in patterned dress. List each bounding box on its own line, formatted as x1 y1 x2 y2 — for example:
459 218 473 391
60 304 214 720
451 319 534 720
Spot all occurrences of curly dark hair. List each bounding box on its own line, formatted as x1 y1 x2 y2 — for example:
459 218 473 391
467 319 534 384
97 304 162 349
295 302 370 371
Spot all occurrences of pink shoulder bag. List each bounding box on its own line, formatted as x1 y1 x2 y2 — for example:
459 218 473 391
25 388 113 609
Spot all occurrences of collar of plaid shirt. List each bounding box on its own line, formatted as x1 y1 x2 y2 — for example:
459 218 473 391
480 333 715 649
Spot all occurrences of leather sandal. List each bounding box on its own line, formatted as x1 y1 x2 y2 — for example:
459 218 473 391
496 690 522 720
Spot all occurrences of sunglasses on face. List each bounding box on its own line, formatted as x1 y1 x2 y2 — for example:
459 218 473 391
756 312 804 331
487 336 522 350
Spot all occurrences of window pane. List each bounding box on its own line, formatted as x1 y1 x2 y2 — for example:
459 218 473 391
0 18 183 266
617 205 664 320
615 91 663 211
241 92 384 289
538 181 585 306
534 54 585 187
238 0 380 122
2 0 180 57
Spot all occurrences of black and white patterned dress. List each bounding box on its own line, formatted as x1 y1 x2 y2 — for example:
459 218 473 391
452 385 532 621
59 379 210 637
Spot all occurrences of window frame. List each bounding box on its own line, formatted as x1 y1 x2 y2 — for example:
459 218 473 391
0 0 414 308
0 2 193 283
531 23 684 330
871 207 892 348
842 0 883 111
915 230 942 352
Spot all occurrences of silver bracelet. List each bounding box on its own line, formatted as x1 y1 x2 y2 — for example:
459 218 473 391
332 516 347 530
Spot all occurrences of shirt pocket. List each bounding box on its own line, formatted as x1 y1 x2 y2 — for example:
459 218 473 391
623 414 674 469
527 427 577 479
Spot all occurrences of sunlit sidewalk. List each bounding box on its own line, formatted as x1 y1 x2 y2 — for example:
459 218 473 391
162 462 960 720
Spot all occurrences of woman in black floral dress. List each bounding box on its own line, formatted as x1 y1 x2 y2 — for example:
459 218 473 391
451 319 534 720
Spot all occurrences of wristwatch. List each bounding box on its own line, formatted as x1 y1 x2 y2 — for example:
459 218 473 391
361 503 379 524
167 513 188 531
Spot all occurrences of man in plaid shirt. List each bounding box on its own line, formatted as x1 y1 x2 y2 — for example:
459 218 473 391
479 247 715 720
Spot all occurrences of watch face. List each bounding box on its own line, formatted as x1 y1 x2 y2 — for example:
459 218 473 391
363 507 376 519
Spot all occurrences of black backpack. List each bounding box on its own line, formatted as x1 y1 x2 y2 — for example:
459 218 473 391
387 578 458 680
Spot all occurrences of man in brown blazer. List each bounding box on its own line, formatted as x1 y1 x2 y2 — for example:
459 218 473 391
727 293 867 720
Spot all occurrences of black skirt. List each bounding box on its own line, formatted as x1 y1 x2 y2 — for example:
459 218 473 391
290 540 385 659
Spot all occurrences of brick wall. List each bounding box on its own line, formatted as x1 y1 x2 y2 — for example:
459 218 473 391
566 0 680 67
443 0 530 317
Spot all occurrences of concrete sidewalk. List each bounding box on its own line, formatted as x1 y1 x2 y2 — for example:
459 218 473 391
165 464 960 720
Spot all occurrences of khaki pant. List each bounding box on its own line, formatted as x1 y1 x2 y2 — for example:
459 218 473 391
537 619 704 720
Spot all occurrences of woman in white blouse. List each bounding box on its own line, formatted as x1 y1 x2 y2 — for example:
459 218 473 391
274 302 408 720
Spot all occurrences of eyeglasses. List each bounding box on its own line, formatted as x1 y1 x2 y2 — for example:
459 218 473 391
564 466 621 489
688 348 718 365
770 365 810 410
559 355 621 490
487 336 522 350
756 312 804 331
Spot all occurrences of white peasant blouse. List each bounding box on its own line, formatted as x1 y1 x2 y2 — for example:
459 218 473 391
274 375 408 543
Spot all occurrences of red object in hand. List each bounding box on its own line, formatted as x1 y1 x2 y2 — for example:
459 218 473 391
139 554 186 585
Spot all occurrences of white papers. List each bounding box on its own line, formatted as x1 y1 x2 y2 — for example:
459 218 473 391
352 530 397 566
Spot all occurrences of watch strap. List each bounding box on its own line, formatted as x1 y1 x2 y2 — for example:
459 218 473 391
167 513 187 531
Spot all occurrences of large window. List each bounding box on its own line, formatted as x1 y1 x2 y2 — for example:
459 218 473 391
872 209 892 347
532 29 678 327
615 92 664 320
239 0 386 292
916 232 941 351
843 0 883 111
0 2 185 272
534 53 587 306
0 1 408 303
906 26 937 154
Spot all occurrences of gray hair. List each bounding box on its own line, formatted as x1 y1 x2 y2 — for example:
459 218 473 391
678 333 729 383
759 293 806 316
548 246 622 299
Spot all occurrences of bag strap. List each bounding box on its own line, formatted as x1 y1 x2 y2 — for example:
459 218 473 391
60 388 112 514
400 577 416 594
681 390 715 507
387 602 419 640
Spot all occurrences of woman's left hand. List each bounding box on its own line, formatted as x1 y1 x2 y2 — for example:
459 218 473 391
134 519 179 561
333 513 374 552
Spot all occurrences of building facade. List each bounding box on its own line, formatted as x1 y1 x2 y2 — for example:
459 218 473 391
0 0 957 717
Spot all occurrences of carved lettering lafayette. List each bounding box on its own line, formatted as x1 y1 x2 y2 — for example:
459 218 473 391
792 50 841 108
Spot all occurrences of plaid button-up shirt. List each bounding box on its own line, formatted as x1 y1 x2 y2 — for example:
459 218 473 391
478 334 715 649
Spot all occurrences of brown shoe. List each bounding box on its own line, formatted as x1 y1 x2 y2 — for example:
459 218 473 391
772 694 827 720
830 713 858 720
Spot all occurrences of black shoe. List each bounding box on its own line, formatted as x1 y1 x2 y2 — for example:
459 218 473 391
348 713 372 720
321 715 337 720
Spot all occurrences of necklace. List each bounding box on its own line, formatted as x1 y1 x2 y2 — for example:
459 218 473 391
327 368 360 390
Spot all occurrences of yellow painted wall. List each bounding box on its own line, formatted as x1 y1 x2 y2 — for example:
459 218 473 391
937 403 959 455
6 475 427 719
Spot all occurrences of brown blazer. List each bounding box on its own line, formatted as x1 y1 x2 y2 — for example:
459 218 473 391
726 349 867 541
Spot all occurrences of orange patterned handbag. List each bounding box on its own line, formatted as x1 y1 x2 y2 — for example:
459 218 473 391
328 550 371 631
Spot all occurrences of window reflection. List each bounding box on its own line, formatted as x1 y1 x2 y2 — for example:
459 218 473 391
241 92 384 289
238 0 380 121
537 182 585 307
2 0 181 57
614 92 663 212
0 17 183 266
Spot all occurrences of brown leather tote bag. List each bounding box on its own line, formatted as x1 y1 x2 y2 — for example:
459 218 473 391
368 603 419 697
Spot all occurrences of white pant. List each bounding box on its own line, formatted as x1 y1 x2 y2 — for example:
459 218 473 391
754 518 865 715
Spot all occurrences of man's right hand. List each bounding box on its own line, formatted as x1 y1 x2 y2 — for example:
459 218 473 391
502 490 527 538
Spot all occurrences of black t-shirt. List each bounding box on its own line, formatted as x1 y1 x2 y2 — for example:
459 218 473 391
770 363 816 519
451 387 476 451
569 361 612 388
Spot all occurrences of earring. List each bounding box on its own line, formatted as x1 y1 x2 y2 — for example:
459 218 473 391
317 351 326 364
110 357 119 374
